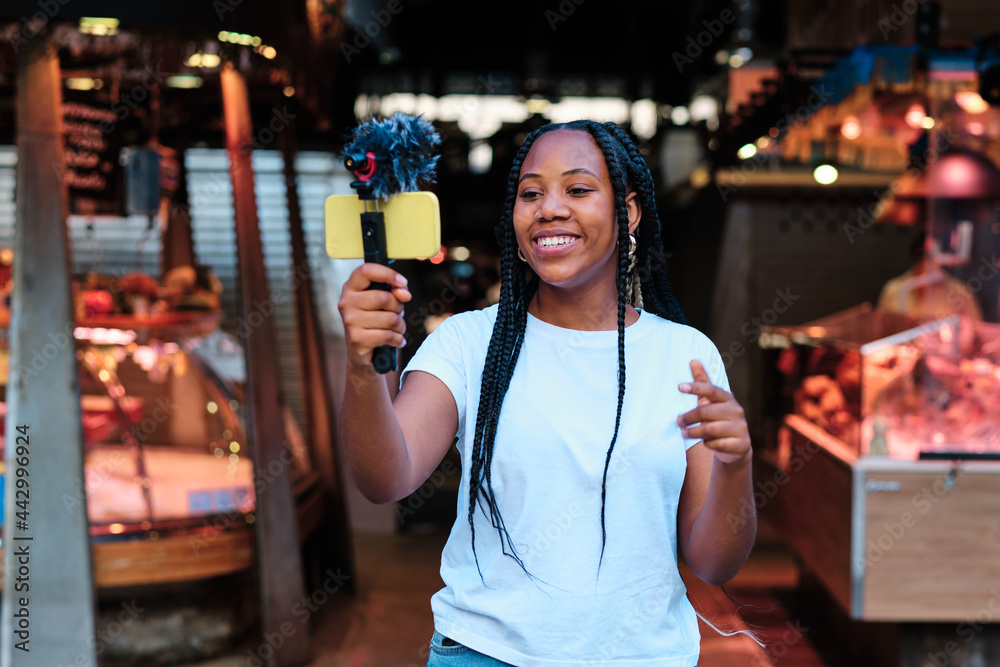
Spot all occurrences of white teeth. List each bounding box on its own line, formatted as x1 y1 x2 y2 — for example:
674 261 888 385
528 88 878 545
536 236 575 248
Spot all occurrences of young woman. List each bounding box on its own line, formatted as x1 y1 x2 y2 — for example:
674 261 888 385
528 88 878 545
338 120 756 666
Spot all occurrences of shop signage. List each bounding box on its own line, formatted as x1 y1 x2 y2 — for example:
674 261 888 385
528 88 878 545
60 90 127 216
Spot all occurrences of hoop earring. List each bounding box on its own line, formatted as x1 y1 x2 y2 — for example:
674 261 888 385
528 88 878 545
517 247 527 262
628 234 637 258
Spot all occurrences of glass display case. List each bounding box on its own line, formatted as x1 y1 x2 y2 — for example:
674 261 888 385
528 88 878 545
0 314 311 546
761 302 1000 460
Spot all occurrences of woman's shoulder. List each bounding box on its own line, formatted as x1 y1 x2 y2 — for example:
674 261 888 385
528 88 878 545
430 304 499 338
643 311 715 345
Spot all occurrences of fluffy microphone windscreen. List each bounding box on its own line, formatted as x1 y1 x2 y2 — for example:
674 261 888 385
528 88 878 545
341 112 441 200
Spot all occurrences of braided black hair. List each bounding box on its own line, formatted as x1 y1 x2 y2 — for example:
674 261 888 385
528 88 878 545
467 120 687 579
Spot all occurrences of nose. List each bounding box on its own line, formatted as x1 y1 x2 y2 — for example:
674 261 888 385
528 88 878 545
536 191 570 221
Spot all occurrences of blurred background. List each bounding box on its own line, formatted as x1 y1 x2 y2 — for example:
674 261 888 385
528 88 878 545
1 0 999 665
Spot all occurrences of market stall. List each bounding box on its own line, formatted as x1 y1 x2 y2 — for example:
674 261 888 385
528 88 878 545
0 5 353 664
718 37 1000 666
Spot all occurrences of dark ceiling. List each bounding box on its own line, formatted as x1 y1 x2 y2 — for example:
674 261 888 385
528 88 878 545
332 0 787 105
0 0 787 247
0 0 788 143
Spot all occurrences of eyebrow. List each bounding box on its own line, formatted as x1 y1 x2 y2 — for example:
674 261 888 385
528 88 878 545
518 168 601 184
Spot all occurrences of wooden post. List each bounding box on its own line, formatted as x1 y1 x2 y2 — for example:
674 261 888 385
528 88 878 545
278 113 355 594
1 29 97 667
220 63 312 666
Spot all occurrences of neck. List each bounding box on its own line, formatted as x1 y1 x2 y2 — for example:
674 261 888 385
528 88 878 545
528 280 638 330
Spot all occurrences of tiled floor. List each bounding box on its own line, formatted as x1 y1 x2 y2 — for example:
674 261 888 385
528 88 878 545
194 520 853 666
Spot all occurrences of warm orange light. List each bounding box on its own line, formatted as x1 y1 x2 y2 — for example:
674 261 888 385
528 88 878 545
109 523 126 534
429 246 446 264
905 103 927 129
840 116 862 140
956 91 990 114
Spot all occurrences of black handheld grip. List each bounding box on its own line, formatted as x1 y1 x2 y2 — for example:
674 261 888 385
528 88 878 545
361 211 397 374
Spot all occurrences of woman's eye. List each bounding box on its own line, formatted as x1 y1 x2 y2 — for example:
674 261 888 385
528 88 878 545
519 191 540 200
569 187 593 195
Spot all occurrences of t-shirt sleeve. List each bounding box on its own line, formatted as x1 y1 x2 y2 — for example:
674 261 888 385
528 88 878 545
399 315 468 422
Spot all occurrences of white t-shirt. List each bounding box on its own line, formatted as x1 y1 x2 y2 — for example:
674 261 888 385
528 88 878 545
400 304 729 666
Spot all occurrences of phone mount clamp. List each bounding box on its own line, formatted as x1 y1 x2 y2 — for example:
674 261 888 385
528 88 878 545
345 150 396 374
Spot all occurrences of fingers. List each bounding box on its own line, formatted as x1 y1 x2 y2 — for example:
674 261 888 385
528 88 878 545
343 262 409 293
697 438 753 465
345 288 409 315
339 263 413 367
676 370 752 463
678 380 730 403
677 400 746 430
678 417 746 442
689 359 710 383
347 324 407 351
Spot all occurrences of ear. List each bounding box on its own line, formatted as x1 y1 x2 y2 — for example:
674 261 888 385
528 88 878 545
625 191 641 235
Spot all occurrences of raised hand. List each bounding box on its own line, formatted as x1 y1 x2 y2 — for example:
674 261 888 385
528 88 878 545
338 263 411 370
677 360 751 465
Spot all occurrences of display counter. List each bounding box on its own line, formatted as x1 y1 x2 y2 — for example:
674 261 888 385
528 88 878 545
760 304 1000 663
777 414 1000 622
0 311 325 590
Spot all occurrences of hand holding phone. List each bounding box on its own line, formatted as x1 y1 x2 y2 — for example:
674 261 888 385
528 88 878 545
338 263 412 372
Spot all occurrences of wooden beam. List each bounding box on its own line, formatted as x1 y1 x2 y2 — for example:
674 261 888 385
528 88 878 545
220 63 312 666
278 110 356 594
1 28 97 666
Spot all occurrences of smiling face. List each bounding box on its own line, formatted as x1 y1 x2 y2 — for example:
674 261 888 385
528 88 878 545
513 129 639 296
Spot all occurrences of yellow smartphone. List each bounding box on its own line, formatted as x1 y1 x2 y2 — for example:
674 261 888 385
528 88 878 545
324 191 441 259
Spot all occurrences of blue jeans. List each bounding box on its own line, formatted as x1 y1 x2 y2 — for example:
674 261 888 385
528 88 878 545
425 630 698 665
426 630 515 666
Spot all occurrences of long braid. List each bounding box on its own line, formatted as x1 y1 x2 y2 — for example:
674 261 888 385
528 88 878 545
467 133 539 578
602 123 686 325
587 123 632 573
